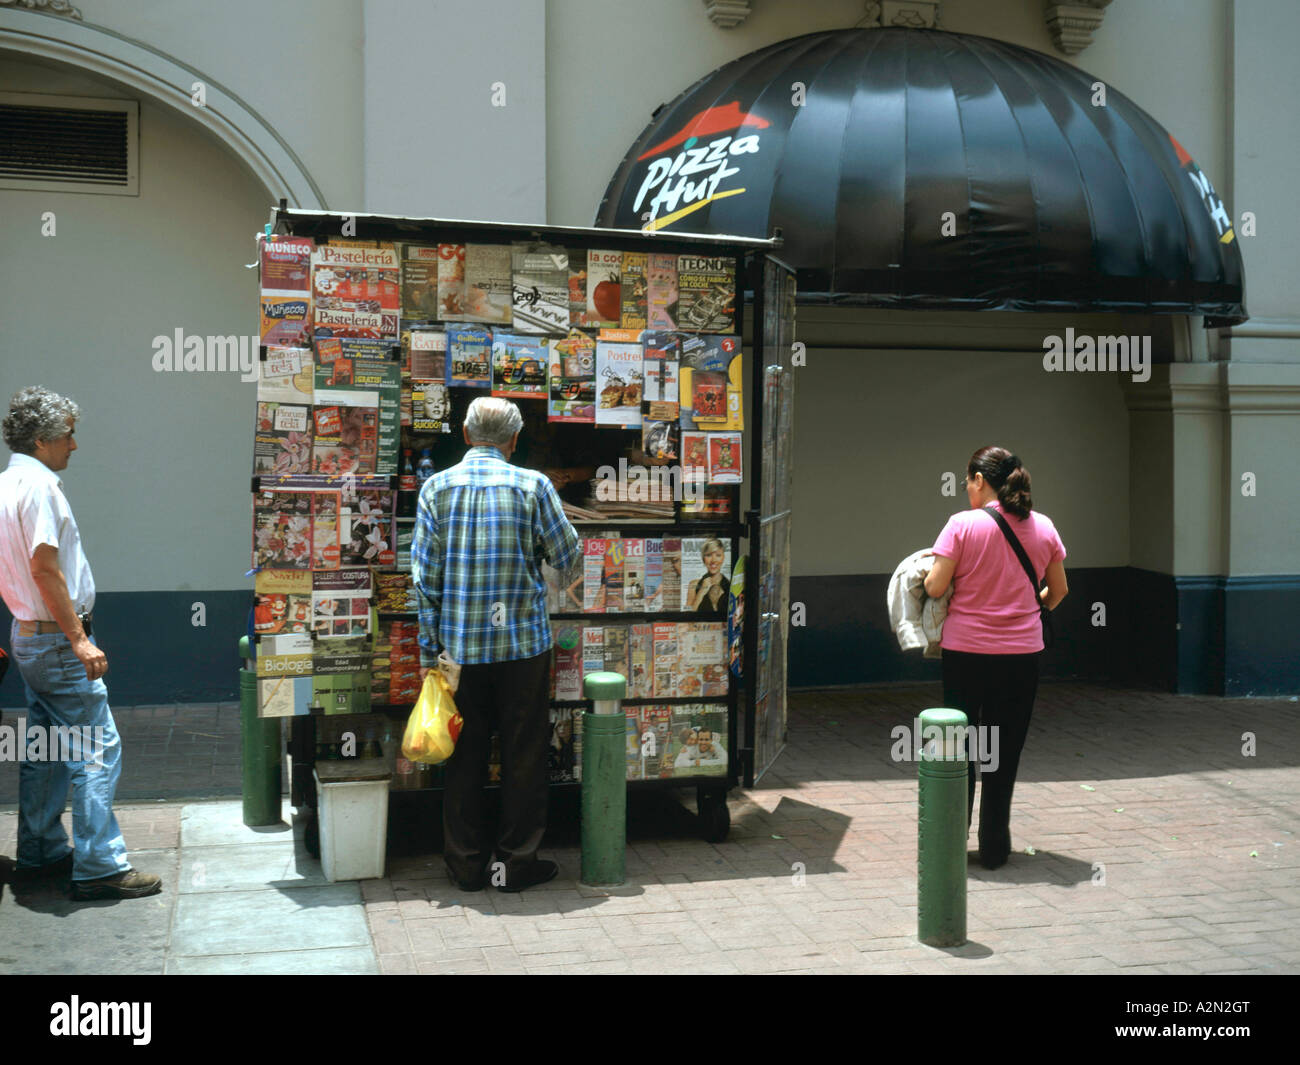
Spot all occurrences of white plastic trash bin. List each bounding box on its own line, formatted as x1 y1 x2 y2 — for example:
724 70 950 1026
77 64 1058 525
313 762 392 882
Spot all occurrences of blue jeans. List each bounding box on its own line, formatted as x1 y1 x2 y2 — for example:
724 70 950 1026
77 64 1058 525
9 621 130 880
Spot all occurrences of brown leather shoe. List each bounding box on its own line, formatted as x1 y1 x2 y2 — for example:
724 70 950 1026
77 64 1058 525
71 869 163 900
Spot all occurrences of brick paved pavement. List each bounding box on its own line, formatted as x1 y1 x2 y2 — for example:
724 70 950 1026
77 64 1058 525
1 681 1297 974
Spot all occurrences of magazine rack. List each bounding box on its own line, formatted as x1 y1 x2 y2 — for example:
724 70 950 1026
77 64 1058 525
253 204 795 852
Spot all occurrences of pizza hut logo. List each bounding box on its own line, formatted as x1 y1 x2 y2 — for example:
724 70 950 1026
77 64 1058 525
1170 135 1235 244
632 102 769 232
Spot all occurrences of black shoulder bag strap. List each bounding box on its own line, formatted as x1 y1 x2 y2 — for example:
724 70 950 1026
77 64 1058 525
983 504 1055 649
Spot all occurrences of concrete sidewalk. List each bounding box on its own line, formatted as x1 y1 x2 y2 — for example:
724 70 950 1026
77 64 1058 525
1 681 1298 974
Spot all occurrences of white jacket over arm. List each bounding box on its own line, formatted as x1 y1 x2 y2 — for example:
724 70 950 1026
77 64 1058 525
886 549 952 659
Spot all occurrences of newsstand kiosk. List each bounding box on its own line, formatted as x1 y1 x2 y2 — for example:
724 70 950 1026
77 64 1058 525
248 204 795 865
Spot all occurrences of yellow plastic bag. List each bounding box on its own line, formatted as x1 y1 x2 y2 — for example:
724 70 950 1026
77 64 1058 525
401 669 463 765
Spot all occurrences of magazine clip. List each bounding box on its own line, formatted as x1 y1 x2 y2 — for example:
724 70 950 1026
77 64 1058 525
389 344 401 360
259 345 268 362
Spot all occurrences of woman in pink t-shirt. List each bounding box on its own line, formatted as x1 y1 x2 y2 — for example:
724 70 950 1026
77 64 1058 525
922 446 1068 869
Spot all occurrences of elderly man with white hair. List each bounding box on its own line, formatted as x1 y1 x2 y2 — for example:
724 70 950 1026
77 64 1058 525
412 396 580 893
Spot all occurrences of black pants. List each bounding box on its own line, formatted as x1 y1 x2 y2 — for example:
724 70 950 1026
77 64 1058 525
940 649 1040 856
442 650 551 883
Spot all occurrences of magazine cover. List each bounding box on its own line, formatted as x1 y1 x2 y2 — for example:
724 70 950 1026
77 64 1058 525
603 624 629 678
622 539 645 612
681 537 731 616
603 539 625 613
583 538 606 612
256 632 314 717
625 712 642 781
646 253 679 330
254 569 313 636
437 243 468 320
547 331 596 423
567 249 587 326
682 622 728 698
338 484 395 567
554 625 582 701
640 331 681 460
583 249 623 329
491 333 548 399
411 378 452 434
644 538 664 611
260 235 313 292
511 243 569 334
447 326 492 389
727 555 745 679
310 489 340 570
681 432 708 485
312 567 372 639
400 244 441 319
638 706 673 778
549 706 578 782
311 389 379 475
708 431 743 484
407 328 446 380
651 622 678 699
666 705 728 777
254 347 313 476
312 634 374 714
315 338 401 476
676 255 735 333
628 622 653 699
595 339 643 428
661 538 682 610
679 334 743 431
260 235 314 347
260 293 312 348
462 243 514 325
252 487 315 570
312 242 400 339
620 251 648 330
582 625 605 681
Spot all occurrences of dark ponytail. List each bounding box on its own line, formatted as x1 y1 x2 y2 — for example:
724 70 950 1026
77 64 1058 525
969 446 1033 519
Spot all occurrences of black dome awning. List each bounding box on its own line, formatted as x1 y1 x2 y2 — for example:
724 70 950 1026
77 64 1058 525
596 28 1246 325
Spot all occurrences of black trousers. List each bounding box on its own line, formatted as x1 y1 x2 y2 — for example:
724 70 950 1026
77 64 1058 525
441 650 551 883
940 649 1040 855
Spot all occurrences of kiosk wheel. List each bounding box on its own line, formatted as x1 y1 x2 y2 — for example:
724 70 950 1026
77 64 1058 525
696 785 731 843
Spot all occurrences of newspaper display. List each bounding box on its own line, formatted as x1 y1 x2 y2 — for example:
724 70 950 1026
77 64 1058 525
462 243 514 325
400 244 441 319
511 243 569 334
436 243 468 320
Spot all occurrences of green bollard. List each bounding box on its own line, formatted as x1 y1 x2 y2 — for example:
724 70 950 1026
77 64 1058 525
580 671 628 888
240 636 283 827
917 706 969 947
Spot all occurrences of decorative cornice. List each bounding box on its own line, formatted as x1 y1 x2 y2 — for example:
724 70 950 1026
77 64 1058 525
1044 0 1113 56
702 0 751 29
0 0 82 20
863 2 942 29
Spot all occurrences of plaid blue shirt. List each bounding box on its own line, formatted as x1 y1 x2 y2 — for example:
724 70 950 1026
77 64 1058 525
412 445 580 666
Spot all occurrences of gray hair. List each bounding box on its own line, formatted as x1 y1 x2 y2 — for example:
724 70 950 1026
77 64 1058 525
464 397 523 447
3 386 81 455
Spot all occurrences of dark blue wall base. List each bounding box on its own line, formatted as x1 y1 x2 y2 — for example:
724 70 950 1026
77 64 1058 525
787 568 1300 697
1 592 248 706
2 572 1294 704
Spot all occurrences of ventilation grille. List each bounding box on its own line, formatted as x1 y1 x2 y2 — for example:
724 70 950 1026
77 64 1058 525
0 94 137 195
